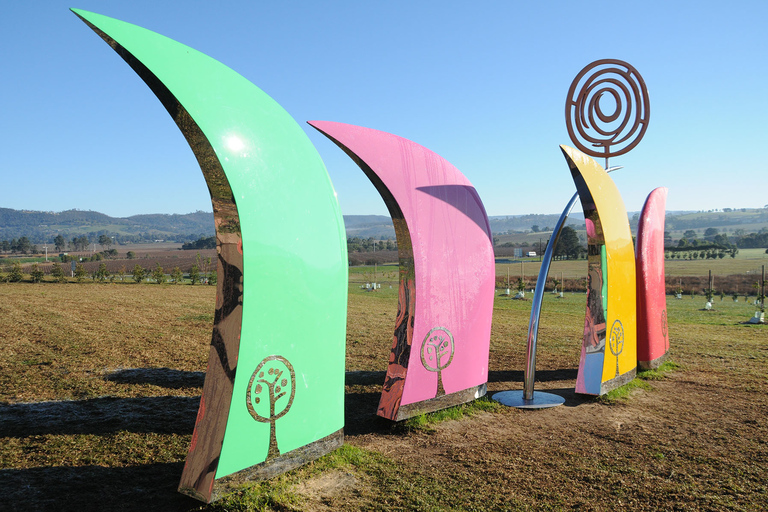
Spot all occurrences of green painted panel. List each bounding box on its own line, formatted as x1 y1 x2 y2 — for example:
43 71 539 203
73 9 347 485
601 245 608 321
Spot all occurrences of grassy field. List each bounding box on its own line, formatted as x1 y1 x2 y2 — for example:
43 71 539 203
0 276 766 511
492 208 768 247
350 248 768 289
493 248 768 281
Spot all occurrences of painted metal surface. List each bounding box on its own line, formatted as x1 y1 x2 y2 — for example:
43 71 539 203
636 187 669 369
73 9 347 503
561 145 637 395
309 121 495 421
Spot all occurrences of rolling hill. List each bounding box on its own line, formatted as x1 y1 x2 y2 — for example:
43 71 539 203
1 207 766 246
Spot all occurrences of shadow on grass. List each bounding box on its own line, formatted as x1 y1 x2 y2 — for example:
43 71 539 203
488 387 592 409
342 369 587 436
536 387 591 408
0 462 202 512
104 368 205 389
487 368 578 383
3 368 588 508
345 370 385 386
0 396 198 437
344 390 395 436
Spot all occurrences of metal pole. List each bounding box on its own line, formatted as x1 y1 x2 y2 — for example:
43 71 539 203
523 191 579 399
525 171 621 395
494 166 621 409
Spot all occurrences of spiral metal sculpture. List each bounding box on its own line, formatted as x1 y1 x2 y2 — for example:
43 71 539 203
565 59 649 167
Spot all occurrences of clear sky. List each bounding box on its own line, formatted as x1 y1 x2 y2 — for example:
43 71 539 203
1 1 766 218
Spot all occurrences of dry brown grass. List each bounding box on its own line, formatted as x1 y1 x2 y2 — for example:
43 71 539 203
0 280 766 511
0 283 214 403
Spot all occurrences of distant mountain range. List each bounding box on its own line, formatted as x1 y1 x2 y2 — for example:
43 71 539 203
0 208 215 244
346 208 768 238
1 207 766 244
343 215 396 239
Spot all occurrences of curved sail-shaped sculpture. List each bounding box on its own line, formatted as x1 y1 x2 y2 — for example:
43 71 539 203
309 121 495 421
636 187 669 369
561 145 636 395
73 9 347 503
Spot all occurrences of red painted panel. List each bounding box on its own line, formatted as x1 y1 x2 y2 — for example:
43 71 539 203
636 187 669 368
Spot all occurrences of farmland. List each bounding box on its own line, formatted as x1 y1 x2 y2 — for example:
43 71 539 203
2 244 217 283
0 255 766 511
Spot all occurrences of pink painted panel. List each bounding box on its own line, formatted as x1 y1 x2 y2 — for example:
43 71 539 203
636 187 669 368
309 121 495 418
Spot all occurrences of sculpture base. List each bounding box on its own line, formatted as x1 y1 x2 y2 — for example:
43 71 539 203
598 368 637 395
393 384 487 421
179 429 344 503
638 352 668 370
492 390 565 409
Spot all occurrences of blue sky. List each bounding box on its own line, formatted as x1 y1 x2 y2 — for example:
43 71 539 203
1 1 766 218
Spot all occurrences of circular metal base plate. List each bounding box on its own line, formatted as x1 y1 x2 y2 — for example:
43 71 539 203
492 390 565 409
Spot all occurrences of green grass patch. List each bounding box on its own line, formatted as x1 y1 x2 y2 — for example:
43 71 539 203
314 442 386 470
401 396 503 432
597 378 652 404
207 444 396 511
637 360 681 381
593 359 683 406
205 477 302 512
0 256 51 264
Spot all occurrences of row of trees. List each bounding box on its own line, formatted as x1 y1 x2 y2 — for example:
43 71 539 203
58 234 117 252
347 237 397 253
181 236 216 250
2 228 209 247
0 237 38 255
736 231 768 249
666 249 737 260
673 228 768 249
495 227 585 259
551 227 585 260
515 225 762 262
2 255 216 285
0 234 115 255
0 231 216 256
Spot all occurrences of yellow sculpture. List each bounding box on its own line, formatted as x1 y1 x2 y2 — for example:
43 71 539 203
561 145 637 394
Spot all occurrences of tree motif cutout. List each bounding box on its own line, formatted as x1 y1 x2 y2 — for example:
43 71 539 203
661 309 669 352
420 327 455 397
246 355 296 460
608 319 624 378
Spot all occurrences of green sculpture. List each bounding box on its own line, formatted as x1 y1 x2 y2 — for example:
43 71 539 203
72 9 347 503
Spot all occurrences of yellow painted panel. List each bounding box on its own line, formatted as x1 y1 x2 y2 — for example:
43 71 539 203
561 145 636 394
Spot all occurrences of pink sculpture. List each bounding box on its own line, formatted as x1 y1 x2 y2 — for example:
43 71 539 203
636 187 669 369
309 121 496 421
